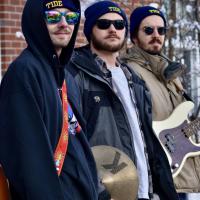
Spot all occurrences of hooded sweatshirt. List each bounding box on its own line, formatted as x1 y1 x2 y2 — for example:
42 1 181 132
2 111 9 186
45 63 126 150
0 0 98 199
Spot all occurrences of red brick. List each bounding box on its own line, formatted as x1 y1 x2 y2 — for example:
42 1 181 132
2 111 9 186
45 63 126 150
1 55 13 63
0 27 12 33
9 0 22 5
2 48 16 55
2 5 15 12
1 34 16 40
2 19 16 26
15 21 21 27
11 13 21 20
1 41 12 48
15 6 23 12
0 13 5 18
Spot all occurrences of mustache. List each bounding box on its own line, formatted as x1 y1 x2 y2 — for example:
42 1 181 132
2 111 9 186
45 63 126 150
55 27 72 34
105 34 120 39
149 37 162 44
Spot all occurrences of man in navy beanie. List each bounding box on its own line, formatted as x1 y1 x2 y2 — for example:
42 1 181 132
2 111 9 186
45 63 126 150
0 0 99 199
121 5 200 200
83 0 128 42
68 1 179 200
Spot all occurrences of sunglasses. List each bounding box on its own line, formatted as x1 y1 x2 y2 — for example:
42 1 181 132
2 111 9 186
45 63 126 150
143 26 167 35
96 19 126 30
45 10 79 25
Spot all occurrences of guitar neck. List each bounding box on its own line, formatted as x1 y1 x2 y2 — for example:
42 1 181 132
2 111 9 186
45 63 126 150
183 118 200 138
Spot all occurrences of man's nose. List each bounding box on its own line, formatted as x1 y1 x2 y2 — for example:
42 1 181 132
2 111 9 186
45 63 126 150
152 28 160 37
108 24 116 31
58 16 68 27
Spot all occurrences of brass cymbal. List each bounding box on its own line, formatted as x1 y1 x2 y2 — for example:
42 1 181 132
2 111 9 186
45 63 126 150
92 145 138 200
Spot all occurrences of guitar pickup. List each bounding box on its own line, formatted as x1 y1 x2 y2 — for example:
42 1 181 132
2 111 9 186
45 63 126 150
164 134 176 153
165 141 176 153
165 133 175 143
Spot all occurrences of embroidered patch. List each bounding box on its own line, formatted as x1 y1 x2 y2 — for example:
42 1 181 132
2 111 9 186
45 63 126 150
45 1 63 9
148 9 160 14
108 6 121 13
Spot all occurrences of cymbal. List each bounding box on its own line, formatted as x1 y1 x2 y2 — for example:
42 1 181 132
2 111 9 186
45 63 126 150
92 145 138 200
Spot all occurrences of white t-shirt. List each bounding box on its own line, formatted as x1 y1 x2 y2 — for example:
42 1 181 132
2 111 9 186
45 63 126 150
109 66 149 199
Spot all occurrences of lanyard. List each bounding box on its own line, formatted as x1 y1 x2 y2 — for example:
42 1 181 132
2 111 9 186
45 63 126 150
54 80 69 176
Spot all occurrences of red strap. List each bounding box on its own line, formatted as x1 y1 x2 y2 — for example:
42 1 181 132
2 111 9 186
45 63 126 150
54 80 69 176
0 166 10 200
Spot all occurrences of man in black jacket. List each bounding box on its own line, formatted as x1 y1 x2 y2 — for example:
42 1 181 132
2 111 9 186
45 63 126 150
68 1 178 200
0 0 98 199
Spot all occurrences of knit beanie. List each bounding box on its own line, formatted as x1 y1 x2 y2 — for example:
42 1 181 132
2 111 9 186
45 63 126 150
130 6 167 42
43 0 78 12
84 0 128 42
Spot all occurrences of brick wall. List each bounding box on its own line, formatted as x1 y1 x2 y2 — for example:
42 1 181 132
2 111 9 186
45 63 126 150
0 0 155 77
0 0 26 76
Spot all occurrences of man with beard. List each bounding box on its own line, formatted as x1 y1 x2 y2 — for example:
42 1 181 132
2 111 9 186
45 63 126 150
68 1 178 200
121 6 200 200
0 0 98 199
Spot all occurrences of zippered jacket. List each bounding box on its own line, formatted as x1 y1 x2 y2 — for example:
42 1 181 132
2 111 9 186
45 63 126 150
67 45 179 200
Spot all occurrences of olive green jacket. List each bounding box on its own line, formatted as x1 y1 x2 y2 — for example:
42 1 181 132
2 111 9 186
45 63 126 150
121 45 200 193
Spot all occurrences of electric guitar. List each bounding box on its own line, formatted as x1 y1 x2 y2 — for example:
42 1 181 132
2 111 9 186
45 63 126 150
0 165 10 200
153 101 200 178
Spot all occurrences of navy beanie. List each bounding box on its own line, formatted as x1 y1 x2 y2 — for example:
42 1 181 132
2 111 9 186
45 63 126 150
84 0 128 42
43 0 78 12
130 6 167 42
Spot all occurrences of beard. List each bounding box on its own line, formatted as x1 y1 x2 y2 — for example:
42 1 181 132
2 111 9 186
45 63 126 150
137 37 163 55
147 38 163 54
146 47 162 55
91 33 125 52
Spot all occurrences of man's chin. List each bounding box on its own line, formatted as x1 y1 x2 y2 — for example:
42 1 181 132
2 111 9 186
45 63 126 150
146 46 162 55
146 49 161 55
55 41 70 48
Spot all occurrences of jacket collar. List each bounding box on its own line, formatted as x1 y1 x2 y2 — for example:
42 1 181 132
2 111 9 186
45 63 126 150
71 45 146 87
122 45 169 78
72 45 111 78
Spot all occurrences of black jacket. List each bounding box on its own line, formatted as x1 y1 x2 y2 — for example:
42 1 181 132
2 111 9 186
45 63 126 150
68 45 179 200
0 1 98 200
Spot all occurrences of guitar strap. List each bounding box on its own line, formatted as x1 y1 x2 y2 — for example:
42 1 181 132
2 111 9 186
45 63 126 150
0 166 10 200
54 80 69 176
173 78 193 102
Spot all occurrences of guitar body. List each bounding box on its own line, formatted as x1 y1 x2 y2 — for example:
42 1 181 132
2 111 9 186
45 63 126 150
153 101 200 178
0 166 10 200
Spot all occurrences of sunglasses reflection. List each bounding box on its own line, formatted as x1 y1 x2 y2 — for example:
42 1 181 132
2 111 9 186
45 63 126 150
45 10 80 25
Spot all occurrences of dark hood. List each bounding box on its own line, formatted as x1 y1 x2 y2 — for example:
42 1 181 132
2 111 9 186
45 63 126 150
22 0 80 67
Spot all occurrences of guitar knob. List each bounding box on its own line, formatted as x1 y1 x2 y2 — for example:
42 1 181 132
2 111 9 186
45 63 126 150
172 163 179 169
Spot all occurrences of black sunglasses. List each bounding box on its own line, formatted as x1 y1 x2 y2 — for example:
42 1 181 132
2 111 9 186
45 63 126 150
96 19 126 30
143 26 167 35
